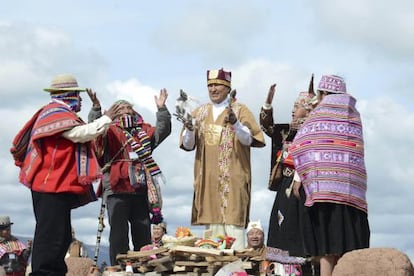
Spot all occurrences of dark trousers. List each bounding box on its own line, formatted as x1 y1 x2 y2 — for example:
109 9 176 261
30 191 76 276
106 193 151 265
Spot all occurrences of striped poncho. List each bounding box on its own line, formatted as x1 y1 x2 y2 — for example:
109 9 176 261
0 237 27 258
290 93 368 213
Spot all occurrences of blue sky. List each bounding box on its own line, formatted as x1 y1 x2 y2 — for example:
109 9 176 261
1 0 413 263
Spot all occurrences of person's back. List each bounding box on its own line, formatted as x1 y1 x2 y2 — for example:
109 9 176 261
290 75 370 276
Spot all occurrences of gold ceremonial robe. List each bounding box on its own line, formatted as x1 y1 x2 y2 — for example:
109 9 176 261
181 102 265 227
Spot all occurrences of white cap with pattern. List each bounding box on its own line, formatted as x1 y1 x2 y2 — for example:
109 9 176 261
246 220 263 234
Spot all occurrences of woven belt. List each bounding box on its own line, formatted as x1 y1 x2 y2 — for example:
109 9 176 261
282 167 294 177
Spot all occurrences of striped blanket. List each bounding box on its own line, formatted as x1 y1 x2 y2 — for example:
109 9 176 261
0 239 26 258
290 93 368 213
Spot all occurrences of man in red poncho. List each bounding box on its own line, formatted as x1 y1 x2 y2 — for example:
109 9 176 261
10 74 119 275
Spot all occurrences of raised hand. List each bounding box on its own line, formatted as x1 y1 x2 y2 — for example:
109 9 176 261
104 102 123 121
155 88 168 109
86 88 101 109
266 84 276 105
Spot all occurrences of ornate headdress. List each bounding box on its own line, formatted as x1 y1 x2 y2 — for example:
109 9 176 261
207 68 232 88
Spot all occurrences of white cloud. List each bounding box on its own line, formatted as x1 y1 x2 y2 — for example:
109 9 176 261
232 59 317 125
150 2 269 63
0 23 108 109
105 78 159 113
359 96 414 223
33 27 71 47
313 0 414 59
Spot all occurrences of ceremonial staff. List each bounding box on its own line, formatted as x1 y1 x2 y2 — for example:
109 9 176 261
93 199 106 267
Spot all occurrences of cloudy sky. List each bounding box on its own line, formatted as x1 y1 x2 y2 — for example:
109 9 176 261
1 0 413 262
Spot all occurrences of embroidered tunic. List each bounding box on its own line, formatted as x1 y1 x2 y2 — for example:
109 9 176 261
181 102 265 227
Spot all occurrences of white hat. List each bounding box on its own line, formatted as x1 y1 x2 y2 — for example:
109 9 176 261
246 220 263 234
0 216 13 227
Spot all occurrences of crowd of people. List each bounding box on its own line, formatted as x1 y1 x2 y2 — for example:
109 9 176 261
6 70 369 276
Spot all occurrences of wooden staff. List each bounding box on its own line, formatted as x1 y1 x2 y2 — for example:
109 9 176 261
92 199 106 267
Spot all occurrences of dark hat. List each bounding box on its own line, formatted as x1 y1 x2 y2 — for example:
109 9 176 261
0 216 13 228
207 68 231 88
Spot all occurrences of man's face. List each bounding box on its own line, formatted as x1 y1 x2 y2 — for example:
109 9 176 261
290 103 309 129
208 83 230 104
0 226 11 240
152 226 165 240
116 103 135 118
247 229 264 249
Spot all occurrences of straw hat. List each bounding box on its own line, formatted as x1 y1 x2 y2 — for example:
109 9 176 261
0 216 13 227
43 73 86 93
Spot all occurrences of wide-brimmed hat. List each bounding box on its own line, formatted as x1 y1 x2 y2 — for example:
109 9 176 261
207 68 231 88
43 74 86 93
0 216 13 228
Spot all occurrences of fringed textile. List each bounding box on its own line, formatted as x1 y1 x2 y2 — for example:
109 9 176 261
114 114 164 222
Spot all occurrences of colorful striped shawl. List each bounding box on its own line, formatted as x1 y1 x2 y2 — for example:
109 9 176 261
11 102 101 188
290 93 368 213
123 128 162 177
122 128 164 214
0 238 26 258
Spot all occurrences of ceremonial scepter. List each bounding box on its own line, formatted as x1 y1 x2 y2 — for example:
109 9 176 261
229 89 237 108
225 89 237 125
173 89 202 131
173 89 192 124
